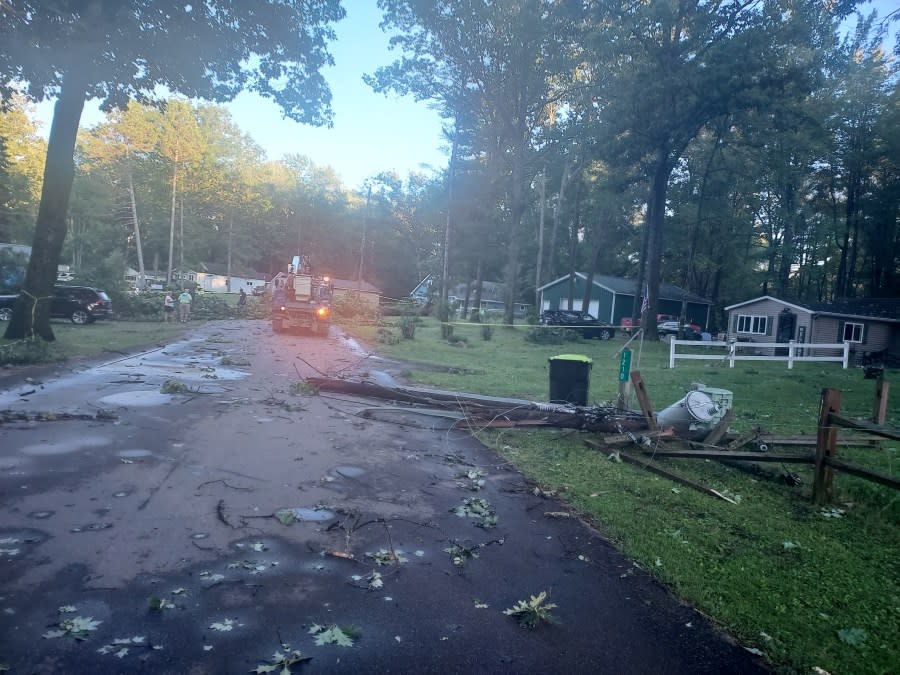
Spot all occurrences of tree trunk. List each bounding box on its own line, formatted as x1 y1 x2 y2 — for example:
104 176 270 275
581 239 603 315
227 211 234 293
631 202 651 326
534 166 546 307
503 148 527 326
645 147 672 338
471 256 484 321
127 167 146 290
547 158 570 283
167 154 178 285
4 69 87 341
565 176 583 311
775 182 795 297
441 132 458 311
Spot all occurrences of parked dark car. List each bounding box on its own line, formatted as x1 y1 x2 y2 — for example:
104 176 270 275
657 320 702 340
51 285 113 324
0 294 16 321
540 309 615 340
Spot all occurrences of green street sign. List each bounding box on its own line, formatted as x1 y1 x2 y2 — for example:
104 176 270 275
618 349 632 382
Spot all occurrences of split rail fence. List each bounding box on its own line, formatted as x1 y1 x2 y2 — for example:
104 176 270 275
607 374 898 505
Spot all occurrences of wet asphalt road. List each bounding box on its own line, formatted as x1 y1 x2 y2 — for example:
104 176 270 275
0 320 768 673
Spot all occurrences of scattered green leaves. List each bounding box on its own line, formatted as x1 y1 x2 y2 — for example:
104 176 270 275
444 543 480 567
148 596 176 611
252 647 311 673
160 379 191 394
309 624 358 647
365 549 407 566
209 618 237 632
457 468 487 491
275 509 298 525
503 591 558 629
43 614 102 640
451 497 497 528
350 571 383 590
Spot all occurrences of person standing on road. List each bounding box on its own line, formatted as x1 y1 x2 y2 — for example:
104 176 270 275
177 289 193 322
163 292 175 322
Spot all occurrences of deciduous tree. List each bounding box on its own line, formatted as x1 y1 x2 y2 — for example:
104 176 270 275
2 0 344 340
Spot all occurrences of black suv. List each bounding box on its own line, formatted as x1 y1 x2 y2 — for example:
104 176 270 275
52 285 113 324
539 309 615 340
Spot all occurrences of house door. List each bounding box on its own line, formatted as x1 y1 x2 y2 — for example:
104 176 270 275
776 310 797 356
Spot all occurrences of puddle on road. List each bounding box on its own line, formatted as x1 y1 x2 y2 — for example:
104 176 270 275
0 528 48 556
71 522 113 533
342 335 379 359
97 391 174 408
19 435 110 456
117 449 154 459
369 370 398 387
334 466 365 479
27 510 54 520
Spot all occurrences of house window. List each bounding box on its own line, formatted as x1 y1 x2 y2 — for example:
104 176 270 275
737 314 768 334
842 322 864 343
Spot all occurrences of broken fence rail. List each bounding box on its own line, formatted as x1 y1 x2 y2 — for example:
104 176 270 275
813 388 900 503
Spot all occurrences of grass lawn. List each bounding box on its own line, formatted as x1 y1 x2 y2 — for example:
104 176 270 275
0 319 190 365
346 316 900 674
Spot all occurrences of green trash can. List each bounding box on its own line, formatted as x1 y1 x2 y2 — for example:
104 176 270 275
548 354 593 405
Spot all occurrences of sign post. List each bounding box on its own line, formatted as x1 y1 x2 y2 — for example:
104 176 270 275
616 348 632 409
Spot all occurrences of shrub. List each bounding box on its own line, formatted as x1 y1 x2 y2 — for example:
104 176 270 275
111 290 268 321
399 316 416 339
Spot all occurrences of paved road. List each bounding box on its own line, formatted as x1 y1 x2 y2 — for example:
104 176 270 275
0 321 767 673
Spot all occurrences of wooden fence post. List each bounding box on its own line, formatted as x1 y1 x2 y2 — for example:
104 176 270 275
873 377 889 426
813 388 841 504
629 370 657 430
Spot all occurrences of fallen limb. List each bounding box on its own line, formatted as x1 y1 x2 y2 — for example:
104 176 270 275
0 409 117 424
585 440 737 504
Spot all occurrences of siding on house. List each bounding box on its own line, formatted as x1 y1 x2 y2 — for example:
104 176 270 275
329 279 382 311
726 295 898 360
727 298 812 355
539 273 712 327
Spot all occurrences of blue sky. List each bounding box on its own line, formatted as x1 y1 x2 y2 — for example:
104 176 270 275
31 0 896 191
225 0 448 189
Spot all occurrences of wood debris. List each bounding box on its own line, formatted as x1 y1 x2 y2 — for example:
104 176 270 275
307 376 648 433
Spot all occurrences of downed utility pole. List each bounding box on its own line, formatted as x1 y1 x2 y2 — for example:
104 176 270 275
307 376 648 433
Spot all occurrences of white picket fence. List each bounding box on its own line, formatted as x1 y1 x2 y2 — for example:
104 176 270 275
668 338 851 369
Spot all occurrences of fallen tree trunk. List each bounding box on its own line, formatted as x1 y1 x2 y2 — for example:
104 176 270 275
308 376 648 433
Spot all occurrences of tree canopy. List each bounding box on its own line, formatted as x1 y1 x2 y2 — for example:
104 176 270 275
1 0 345 340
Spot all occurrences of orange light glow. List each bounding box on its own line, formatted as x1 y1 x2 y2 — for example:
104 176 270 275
316 307 330 318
